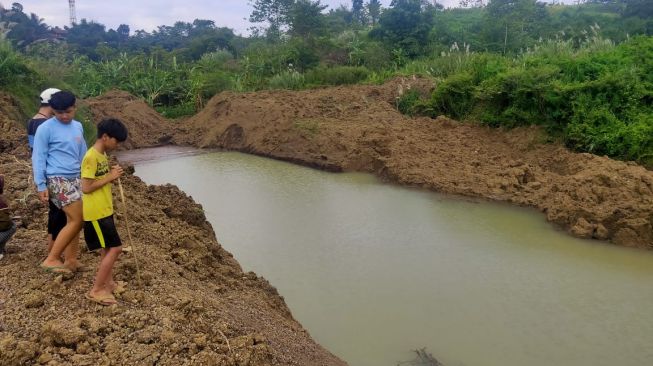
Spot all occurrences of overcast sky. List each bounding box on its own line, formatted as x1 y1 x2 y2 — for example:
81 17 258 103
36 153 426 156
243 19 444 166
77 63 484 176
6 0 469 35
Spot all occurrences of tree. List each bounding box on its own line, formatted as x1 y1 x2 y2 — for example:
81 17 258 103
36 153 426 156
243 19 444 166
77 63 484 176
248 0 294 40
459 0 486 7
370 0 432 57
3 4 51 49
11 2 23 13
288 0 328 39
367 0 382 26
352 0 366 25
623 0 653 18
65 19 108 59
116 24 130 40
482 0 548 53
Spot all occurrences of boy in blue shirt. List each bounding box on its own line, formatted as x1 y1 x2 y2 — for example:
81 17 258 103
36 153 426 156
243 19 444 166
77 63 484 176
32 91 87 274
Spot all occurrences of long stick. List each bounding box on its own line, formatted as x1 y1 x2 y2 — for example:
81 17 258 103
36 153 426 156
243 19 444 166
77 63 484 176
117 177 142 285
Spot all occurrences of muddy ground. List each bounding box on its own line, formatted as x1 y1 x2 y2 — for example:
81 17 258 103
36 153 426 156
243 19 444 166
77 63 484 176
0 93 345 365
1 77 652 365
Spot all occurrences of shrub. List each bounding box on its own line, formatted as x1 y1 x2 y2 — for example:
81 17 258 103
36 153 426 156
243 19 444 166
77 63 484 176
404 35 653 165
268 70 305 90
397 89 431 116
304 66 370 86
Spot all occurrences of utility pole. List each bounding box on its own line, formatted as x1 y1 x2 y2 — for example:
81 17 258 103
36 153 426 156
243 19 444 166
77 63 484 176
68 0 77 26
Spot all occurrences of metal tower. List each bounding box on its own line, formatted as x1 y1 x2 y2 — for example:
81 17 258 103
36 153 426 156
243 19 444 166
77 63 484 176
68 0 77 26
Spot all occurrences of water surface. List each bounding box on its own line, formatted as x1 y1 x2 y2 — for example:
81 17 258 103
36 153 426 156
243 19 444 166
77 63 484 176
127 148 653 366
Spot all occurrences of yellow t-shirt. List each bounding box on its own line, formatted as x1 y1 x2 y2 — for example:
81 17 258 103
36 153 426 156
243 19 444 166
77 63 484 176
81 147 113 221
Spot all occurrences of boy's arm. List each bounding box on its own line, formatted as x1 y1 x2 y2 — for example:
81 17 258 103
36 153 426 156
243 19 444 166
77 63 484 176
31 125 49 194
81 166 124 194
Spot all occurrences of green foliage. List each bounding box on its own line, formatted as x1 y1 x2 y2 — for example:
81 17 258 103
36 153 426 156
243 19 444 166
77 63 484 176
396 89 430 116
0 39 36 86
155 103 196 119
370 0 433 58
268 70 305 90
305 66 369 86
412 35 653 164
482 0 550 54
0 40 42 114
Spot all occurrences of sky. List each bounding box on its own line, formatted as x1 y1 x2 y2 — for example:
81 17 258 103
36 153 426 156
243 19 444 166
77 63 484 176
5 0 467 35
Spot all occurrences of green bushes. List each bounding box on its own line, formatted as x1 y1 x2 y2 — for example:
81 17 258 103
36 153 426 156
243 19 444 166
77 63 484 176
0 40 37 86
0 40 43 116
408 36 653 165
305 66 369 86
269 70 305 90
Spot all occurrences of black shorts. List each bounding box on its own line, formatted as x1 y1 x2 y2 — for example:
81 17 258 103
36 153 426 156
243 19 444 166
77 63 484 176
84 215 122 251
48 200 66 240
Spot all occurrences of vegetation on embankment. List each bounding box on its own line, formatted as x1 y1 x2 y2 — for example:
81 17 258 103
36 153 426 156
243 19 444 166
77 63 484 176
398 35 653 166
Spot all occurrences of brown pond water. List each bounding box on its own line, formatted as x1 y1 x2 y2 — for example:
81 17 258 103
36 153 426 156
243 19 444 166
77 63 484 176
121 147 653 366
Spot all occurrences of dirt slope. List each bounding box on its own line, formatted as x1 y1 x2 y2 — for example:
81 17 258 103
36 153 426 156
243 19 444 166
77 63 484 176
84 90 176 149
0 92 346 366
174 77 653 249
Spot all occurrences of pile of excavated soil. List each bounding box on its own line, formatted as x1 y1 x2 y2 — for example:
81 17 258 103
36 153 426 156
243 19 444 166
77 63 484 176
0 92 345 366
84 90 176 149
174 77 653 249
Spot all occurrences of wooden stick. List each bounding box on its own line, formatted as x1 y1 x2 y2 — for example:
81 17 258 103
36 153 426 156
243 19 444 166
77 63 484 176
117 177 143 285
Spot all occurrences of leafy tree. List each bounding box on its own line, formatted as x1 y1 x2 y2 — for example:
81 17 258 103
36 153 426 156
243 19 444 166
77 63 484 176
367 0 382 26
288 0 328 39
65 19 108 60
0 3 51 48
459 0 486 7
482 0 549 53
249 0 294 40
370 0 433 57
325 5 354 33
11 2 23 13
352 0 366 25
623 0 653 18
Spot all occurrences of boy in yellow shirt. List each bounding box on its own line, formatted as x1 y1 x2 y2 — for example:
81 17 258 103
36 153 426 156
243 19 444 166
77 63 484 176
81 118 128 306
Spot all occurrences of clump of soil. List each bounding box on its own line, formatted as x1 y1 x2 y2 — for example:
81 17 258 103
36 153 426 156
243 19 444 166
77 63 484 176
0 92 346 365
175 78 653 248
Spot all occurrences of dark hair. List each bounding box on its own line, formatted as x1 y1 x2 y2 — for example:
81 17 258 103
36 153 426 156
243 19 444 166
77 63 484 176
97 118 128 142
49 91 76 111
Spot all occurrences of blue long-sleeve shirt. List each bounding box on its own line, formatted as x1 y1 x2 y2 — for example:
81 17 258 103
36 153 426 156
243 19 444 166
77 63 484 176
32 118 87 191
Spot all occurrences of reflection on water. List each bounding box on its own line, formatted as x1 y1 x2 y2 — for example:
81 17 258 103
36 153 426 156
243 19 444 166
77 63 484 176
131 149 653 366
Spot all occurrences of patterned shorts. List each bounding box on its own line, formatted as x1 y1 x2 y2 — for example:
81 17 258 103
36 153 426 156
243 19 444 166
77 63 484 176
47 176 82 209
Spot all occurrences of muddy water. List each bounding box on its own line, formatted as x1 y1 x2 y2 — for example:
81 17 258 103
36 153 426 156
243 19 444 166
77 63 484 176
124 147 653 366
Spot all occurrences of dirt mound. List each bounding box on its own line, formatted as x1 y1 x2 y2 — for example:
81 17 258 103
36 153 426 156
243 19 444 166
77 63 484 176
0 93 29 158
0 97 345 365
85 90 175 149
178 81 653 248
